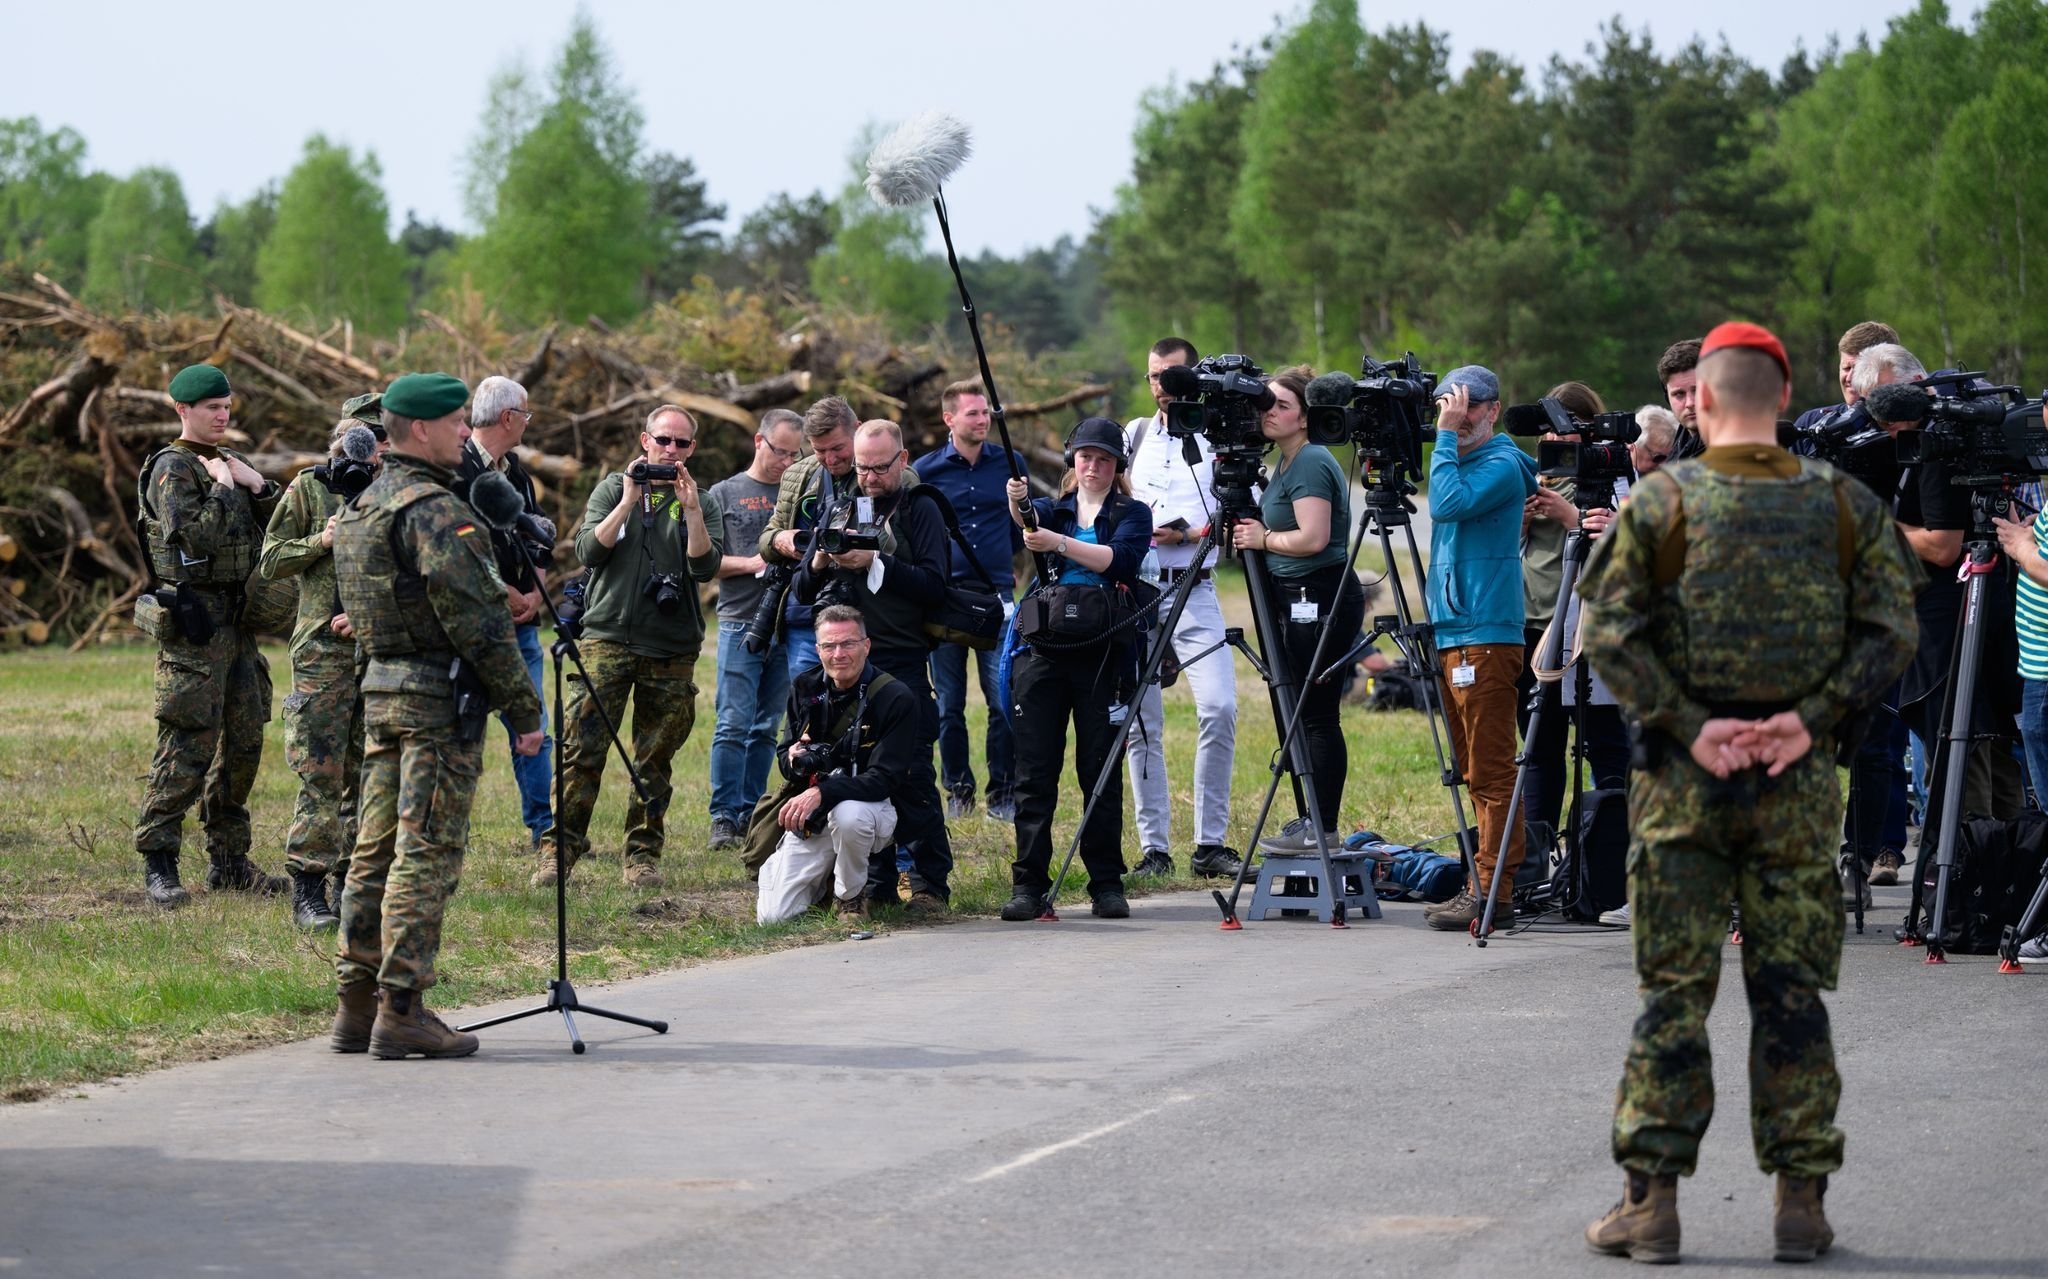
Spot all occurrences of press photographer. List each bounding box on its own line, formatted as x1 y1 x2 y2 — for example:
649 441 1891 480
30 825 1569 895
259 409 389 929
791 419 956 912
530 405 719 892
1000 418 1154 921
756 396 861 677
753 607 931 923
1229 366 1364 854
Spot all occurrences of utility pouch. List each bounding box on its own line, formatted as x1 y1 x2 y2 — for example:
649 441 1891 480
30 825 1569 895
133 590 170 643
172 583 216 645
1629 721 1668 772
449 657 493 744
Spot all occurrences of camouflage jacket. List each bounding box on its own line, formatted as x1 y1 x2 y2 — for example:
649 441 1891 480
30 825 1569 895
1577 444 1919 748
141 439 280 588
258 468 347 654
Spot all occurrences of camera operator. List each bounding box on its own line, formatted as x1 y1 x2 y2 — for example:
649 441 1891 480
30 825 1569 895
912 379 1024 823
1121 336 1244 881
1656 339 1707 460
1790 322 1900 438
704 408 806 850
1229 366 1364 852
1631 406 1679 477
1868 345 2026 886
1000 419 1154 920
1517 382 1631 865
758 396 861 679
455 375 554 853
259 409 389 929
755 607 931 924
791 419 955 913
1423 365 1539 932
530 405 718 892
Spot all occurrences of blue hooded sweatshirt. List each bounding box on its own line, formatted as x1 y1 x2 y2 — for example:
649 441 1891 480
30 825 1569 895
1425 428 1539 649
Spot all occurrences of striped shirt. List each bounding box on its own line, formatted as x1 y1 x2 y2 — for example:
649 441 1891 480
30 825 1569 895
2018 503 2048 678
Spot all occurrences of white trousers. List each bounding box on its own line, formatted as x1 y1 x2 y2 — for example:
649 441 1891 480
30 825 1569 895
755 798 898 925
1125 575 1238 850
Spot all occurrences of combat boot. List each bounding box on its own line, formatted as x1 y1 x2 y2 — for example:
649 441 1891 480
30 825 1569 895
1772 1174 1833 1263
1585 1169 1680 1264
206 854 287 896
329 979 377 1053
529 840 576 888
291 869 340 931
142 850 190 908
369 987 478 1060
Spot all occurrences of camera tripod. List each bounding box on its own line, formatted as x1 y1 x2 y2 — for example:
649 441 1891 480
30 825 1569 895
454 525 670 1051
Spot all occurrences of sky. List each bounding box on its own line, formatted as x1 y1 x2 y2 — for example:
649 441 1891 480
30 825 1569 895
4 0 1924 257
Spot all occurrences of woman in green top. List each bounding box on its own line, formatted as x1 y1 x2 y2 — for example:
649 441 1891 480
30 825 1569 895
1232 365 1364 847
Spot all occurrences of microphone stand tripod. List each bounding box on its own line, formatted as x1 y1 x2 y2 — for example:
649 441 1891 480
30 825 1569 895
457 539 670 1052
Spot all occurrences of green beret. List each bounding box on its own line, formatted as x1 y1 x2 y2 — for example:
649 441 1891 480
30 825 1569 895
341 391 383 424
168 363 232 404
381 372 468 421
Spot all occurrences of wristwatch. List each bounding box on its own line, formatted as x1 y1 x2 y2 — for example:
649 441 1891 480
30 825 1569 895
1058 536 1069 555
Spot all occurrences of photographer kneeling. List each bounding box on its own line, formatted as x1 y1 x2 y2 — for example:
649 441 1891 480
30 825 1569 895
1230 366 1365 852
755 607 927 923
1000 419 1154 920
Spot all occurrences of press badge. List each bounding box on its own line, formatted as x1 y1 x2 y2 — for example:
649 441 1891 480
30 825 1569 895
1289 597 1318 624
1451 661 1476 689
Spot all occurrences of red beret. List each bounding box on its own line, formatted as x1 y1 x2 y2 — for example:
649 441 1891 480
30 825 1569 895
1700 321 1790 383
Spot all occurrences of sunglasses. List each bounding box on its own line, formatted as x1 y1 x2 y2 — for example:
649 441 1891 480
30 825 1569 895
649 434 695 449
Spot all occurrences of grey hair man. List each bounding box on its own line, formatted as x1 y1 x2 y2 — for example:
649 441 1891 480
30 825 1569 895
1851 343 1928 402
1631 406 1679 476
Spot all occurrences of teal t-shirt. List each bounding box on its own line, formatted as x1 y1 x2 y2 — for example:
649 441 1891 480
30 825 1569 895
1260 443 1349 577
2019 506 2048 679
1057 526 1106 586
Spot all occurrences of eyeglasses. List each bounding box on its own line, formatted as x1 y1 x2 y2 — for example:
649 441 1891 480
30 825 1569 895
763 441 801 462
509 408 533 422
853 458 901 475
816 639 867 653
649 434 695 449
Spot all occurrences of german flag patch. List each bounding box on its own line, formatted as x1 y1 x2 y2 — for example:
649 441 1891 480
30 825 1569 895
454 522 478 537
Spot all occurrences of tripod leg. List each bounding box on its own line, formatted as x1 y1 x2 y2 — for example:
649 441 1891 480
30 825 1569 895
1925 558 1992 963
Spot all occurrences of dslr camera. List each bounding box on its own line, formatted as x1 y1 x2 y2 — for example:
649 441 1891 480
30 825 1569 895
643 571 689 617
1161 354 1275 452
1881 374 2048 495
1505 397 1640 500
628 460 680 485
1304 353 1439 475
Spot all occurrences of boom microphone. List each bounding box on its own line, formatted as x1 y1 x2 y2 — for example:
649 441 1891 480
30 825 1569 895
1866 382 1933 426
1155 363 1203 399
338 424 379 463
468 468 526 530
865 111 972 208
1305 372 1358 408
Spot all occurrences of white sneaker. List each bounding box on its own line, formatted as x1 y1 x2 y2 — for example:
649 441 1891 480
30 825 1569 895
1598 902 1632 927
2018 933 2048 965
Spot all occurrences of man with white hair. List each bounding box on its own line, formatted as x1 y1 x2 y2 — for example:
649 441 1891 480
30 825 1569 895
456 374 554 850
1630 406 1679 477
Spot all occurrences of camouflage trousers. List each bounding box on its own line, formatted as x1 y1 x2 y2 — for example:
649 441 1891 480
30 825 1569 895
281 637 363 878
336 693 481 992
1613 745 1845 1179
543 638 698 869
134 623 271 861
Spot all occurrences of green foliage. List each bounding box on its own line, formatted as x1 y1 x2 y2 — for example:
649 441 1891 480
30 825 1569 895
254 136 407 332
643 151 726 300
82 166 199 312
196 185 277 305
397 211 460 307
725 189 839 292
0 117 105 284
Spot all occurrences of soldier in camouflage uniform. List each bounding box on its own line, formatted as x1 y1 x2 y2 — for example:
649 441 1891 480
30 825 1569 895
132 364 287 908
1577 323 1919 1265
259 403 388 929
330 373 544 1060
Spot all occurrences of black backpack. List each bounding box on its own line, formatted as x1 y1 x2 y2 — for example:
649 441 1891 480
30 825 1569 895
1922 813 2048 954
1557 787 1629 920
1363 659 1430 712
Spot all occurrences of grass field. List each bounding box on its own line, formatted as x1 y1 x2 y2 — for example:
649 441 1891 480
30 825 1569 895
0 577 1456 1102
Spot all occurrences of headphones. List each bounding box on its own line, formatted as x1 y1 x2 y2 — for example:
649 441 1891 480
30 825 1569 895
1061 417 1129 473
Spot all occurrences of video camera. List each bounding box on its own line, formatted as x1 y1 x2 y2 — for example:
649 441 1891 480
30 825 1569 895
1159 354 1275 453
1505 397 1640 501
813 491 881 555
627 460 680 485
1874 375 2048 496
1784 401 1895 484
1304 353 1439 478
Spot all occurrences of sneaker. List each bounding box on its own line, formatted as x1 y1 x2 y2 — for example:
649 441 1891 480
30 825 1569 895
1258 821 1338 857
1425 891 1510 932
623 861 664 890
1598 901 1633 928
1091 891 1131 919
986 796 1017 823
708 819 742 851
945 791 975 820
1130 848 1173 878
1189 844 1248 880
1868 849 1903 886
1000 889 1044 922
2017 932 2048 965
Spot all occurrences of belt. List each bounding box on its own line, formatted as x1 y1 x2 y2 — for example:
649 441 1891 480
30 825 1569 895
1156 567 1212 584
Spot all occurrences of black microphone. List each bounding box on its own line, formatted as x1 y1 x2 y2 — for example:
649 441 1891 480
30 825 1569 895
468 468 526 530
1155 363 1202 399
1304 372 1356 408
338 424 379 463
1866 382 1933 426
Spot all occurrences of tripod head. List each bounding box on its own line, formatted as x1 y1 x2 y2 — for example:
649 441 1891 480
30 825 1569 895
1203 439 1269 562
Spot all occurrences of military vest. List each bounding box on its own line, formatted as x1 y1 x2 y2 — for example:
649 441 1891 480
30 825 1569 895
137 444 259 586
1650 456 1854 712
333 472 458 660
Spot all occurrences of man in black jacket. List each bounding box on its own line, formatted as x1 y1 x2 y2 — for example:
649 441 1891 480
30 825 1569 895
756 607 931 922
793 420 955 911
455 374 554 850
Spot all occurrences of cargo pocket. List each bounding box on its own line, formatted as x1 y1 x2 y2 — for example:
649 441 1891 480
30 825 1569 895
154 646 218 731
417 739 484 852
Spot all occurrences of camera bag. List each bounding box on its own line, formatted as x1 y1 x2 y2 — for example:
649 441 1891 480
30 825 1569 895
1919 812 2047 954
904 486 1005 651
1563 786 1630 920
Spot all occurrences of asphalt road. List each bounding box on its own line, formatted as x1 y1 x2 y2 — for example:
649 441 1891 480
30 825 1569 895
1 883 2040 1278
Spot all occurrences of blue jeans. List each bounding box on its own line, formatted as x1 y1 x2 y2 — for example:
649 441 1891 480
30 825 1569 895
2021 679 2048 807
784 626 817 684
502 623 553 838
930 640 1014 802
710 620 791 827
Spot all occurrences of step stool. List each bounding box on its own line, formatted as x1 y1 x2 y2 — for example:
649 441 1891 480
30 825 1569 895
1246 848 1384 923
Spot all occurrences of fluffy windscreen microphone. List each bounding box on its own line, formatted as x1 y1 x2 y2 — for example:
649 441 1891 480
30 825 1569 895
865 111 972 207
338 424 379 463
1866 382 1934 426
468 469 526 530
1155 363 1203 399
1304 372 1357 408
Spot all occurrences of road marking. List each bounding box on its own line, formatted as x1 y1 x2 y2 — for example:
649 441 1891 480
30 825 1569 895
967 1094 1193 1184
